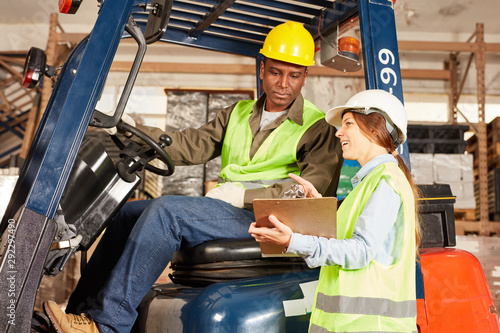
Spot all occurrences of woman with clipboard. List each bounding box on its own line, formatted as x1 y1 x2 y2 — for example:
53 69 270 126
249 89 421 333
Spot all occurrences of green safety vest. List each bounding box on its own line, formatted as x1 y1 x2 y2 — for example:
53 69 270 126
310 163 417 333
219 99 325 188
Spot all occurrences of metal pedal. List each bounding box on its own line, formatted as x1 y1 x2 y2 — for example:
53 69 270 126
31 310 56 333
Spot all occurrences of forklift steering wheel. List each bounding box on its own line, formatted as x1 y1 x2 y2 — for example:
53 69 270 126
116 121 175 177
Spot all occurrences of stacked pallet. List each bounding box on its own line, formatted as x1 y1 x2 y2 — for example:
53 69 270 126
407 124 469 154
467 117 500 172
466 117 500 223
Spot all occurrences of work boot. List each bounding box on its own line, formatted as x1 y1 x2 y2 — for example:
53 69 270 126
43 301 100 333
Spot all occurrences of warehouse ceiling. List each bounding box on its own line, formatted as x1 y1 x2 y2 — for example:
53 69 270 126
1 0 500 40
393 0 500 37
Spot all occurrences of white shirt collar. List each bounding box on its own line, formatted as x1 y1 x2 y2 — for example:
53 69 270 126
351 154 398 188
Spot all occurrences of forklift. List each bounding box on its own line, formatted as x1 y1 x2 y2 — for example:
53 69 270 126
1 0 499 332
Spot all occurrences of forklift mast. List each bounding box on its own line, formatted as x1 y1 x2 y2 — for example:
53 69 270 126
0 1 136 332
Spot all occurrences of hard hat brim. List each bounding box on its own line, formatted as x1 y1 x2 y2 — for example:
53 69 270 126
326 105 407 145
259 49 315 67
325 106 356 128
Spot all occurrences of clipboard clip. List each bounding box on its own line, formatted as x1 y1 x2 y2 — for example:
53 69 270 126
283 184 305 198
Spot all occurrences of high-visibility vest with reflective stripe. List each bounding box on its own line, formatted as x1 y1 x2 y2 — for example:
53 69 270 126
219 99 325 188
310 162 417 333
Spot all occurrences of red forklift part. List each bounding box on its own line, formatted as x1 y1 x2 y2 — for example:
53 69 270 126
418 248 500 332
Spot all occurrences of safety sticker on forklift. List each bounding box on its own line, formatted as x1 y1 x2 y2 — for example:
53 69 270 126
282 280 318 317
283 299 307 317
300 280 319 312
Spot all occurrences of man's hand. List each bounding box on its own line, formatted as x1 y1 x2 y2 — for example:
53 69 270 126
104 113 136 136
205 182 245 208
248 214 292 247
288 173 322 198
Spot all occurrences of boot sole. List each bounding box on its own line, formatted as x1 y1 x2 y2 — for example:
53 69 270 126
43 302 65 333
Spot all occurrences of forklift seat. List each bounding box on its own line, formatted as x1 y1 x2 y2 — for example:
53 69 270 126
169 238 312 287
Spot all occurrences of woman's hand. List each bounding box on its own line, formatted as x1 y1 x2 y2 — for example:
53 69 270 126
288 173 322 198
248 215 293 247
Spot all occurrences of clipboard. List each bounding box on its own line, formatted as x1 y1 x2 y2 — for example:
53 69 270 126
253 197 337 257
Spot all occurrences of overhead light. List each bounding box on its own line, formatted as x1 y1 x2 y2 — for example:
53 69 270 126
338 37 360 62
59 0 83 14
320 16 362 73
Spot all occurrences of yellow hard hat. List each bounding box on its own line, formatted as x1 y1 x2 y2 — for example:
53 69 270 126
259 21 315 66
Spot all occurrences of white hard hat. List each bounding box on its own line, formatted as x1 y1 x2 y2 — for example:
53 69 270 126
325 89 407 146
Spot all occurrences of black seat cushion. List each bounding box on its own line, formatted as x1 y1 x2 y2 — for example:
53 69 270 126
169 238 311 287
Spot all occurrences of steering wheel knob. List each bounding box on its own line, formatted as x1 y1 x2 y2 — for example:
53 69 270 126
159 134 173 147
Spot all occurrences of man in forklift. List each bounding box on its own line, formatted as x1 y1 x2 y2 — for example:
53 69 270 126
42 21 343 333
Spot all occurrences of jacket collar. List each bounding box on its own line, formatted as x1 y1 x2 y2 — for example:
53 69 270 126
253 92 305 126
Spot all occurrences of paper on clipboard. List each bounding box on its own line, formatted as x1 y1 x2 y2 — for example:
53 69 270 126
253 197 337 257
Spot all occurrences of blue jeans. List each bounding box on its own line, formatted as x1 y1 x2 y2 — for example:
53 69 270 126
66 196 255 333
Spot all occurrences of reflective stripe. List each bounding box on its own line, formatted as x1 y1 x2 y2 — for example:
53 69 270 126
315 293 417 318
310 323 417 333
219 177 289 189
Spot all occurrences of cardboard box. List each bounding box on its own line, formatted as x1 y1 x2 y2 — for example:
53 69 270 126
410 153 434 184
433 154 463 183
410 153 475 209
449 181 476 209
